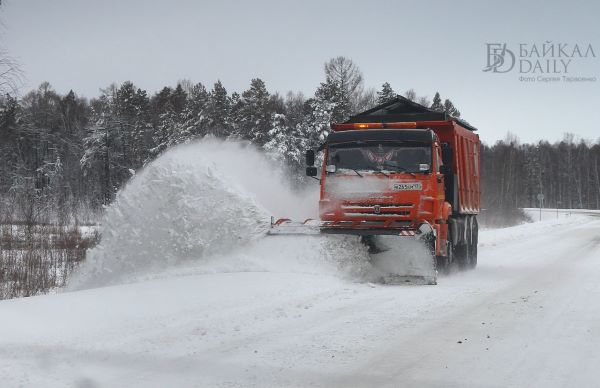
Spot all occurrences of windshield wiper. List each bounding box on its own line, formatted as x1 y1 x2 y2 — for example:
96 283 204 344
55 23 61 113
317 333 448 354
399 168 417 178
351 168 363 177
383 162 416 177
371 166 389 177
332 167 363 177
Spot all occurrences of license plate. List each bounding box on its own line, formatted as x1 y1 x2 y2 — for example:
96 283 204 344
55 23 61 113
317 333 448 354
392 182 422 191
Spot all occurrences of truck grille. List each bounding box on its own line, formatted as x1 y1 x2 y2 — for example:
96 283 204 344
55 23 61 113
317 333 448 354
341 203 413 217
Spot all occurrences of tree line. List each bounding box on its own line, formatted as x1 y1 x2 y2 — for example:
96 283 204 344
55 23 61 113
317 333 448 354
482 133 600 225
0 56 598 225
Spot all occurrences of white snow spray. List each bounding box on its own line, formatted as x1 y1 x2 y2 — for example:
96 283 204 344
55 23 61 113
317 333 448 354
69 138 375 290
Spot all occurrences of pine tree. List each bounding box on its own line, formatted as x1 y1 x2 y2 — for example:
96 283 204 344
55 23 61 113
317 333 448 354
178 82 209 140
376 82 396 104
314 78 348 124
228 92 242 137
60 90 80 134
152 102 177 156
281 92 306 130
206 80 231 137
151 87 173 118
115 82 137 119
0 93 18 134
431 92 443 112
171 83 187 114
264 113 295 164
237 78 272 146
131 87 152 165
81 89 132 204
114 82 138 167
300 84 336 150
443 99 461 118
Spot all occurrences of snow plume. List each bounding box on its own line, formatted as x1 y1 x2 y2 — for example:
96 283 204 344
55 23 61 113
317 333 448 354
70 139 319 289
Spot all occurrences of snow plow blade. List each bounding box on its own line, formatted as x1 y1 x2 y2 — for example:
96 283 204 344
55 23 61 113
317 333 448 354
266 218 323 236
363 234 437 285
268 218 423 237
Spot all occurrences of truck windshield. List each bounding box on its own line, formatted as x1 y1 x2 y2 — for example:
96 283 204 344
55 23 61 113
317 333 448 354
327 142 432 173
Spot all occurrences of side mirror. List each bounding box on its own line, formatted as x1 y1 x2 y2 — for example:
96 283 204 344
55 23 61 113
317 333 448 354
440 164 450 175
305 150 315 167
306 166 318 177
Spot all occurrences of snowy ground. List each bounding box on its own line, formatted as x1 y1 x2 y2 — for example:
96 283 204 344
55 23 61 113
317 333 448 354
2 141 599 387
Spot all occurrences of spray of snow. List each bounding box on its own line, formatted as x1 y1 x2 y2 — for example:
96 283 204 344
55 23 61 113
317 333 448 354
69 139 377 290
161 234 375 281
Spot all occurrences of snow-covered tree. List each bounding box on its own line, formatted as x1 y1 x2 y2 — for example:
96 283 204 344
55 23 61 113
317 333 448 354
237 78 273 146
81 90 130 204
313 78 348 124
300 86 336 150
152 103 178 156
177 82 209 141
263 114 296 161
113 82 152 167
206 80 231 137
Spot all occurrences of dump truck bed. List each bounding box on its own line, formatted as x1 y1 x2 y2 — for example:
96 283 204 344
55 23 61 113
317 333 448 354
426 121 480 215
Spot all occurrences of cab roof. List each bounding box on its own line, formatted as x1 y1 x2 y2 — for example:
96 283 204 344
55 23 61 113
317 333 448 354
345 95 478 132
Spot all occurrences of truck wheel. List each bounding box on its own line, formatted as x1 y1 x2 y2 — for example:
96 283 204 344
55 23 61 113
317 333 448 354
455 244 469 270
468 217 478 269
456 218 471 270
436 240 453 275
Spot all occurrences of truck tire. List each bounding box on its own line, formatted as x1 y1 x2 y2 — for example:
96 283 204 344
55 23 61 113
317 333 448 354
455 216 471 270
455 243 469 270
436 240 453 275
468 216 478 269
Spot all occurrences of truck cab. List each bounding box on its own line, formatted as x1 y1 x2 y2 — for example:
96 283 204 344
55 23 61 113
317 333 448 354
305 96 480 271
318 128 448 237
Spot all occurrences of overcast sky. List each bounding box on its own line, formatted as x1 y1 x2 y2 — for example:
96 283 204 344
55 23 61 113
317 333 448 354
2 0 599 144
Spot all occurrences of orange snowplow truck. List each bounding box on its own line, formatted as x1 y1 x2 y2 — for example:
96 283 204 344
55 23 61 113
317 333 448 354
303 96 481 272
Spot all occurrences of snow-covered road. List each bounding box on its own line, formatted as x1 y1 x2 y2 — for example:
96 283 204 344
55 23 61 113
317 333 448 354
1 215 599 388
